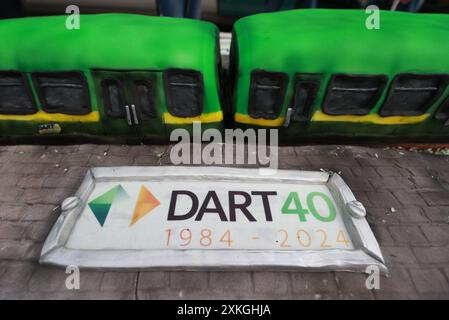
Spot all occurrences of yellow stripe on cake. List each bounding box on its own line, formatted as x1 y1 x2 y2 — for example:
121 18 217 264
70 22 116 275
163 111 223 124
311 111 429 125
0 111 100 122
235 113 285 127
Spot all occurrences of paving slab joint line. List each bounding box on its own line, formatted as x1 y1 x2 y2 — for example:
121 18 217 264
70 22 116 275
134 272 140 300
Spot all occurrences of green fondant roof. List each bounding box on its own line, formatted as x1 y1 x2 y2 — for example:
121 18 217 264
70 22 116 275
0 13 219 73
233 9 449 75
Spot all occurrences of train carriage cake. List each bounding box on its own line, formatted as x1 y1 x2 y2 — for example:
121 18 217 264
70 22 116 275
1 9 449 143
0 13 223 141
230 9 449 142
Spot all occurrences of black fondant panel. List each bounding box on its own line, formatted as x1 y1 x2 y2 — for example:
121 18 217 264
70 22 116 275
380 74 448 116
33 72 91 115
102 79 125 118
133 80 156 119
249 70 288 120
164 69 203 118
323 74 387 115
0 72 36 115
292 78 320 122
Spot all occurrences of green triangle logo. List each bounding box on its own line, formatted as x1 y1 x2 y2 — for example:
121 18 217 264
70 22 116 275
88 185 125 227
88 203 112 227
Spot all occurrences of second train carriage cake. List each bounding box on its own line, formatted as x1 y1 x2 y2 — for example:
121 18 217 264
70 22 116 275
0 13 223 140
230 9 449 142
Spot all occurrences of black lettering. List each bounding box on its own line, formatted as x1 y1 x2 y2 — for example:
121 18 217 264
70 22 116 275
167 190 198 221
229 191 256 222
251 191 277 221
196 191 228 221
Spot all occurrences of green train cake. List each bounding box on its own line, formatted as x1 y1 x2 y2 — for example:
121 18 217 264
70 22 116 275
0 13 223 140
231 9 449 142
1 10 449 143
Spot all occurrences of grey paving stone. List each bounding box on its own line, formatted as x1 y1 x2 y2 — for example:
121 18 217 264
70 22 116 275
352 191 373 208
42 175 83 189
420 191 449 206
335 272 371 293
77 144 110 155
253 272 290 295
291 272 338 294
409 268 449 294
133 155 159 166
373 291 420 300
376 166 403 177
345 177 373 191
411 176 442 190
382 246 418 265
413 247 449 264
365 207 399 225
339 291 375 300
17 176 44 189
20 188 54 204
1 173 22 187
22 204 57 222
60 153 90 166
137 288 198 300
366 191 402 209
24 221 52 242
209 272 252 292
392 190 427 207
369 177 405 191
169 272 209 290
370 225 395 246
0 221 28 240
389 226 428 245
138 271 168 290
401 166 432 178
0 204 28 221
0 240 34 260
35 153 64 164
28 267 69 292
46 146 79 154
23 289 135 300
392 207 428 223
23 243 44 261
100 272 138 291
15 145 45 153
351 167 379 178
77 270 104 291
420 224 449 243
0 262 36 292
357 158 397 168
0 186 23 202
423 207 449 223
377 267 416 294
88 154 132 167
45 188 78 205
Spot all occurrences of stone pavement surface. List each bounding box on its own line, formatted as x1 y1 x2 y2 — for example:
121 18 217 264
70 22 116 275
0 144 449 300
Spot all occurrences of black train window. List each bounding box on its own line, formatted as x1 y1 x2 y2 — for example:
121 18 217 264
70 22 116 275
292 75 321 122
380 74 448 116
132 80 156 119
0 72 37 115
164 69 203 117
249 70 288 119
33 72 91 115
101 79 125 118
323 74 387 115
435 96 449 121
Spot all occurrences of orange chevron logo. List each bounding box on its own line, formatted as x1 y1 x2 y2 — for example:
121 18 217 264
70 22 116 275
129 186 161 227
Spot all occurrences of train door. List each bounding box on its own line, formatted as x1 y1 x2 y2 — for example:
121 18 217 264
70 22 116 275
93 71 165 138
